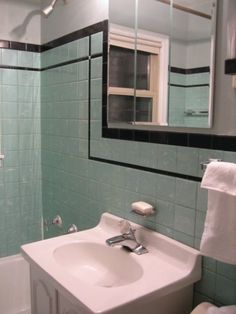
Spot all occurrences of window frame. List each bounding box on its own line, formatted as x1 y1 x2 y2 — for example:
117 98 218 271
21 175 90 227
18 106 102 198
108 24 169 125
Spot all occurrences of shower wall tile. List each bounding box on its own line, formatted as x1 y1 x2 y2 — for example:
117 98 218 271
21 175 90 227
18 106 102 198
173 230 194 247
18 51 34 68
175 179 197 209
41 37 90 237
77 37 90 59
176 146 199 176
217 262 236 282
0 49 42 257
41 37 89 69
91 32 103 55
174 205 196 236
1 49 18 66
91 57 103 78
0 49 40 69
1 69 18 85
215 275 236 305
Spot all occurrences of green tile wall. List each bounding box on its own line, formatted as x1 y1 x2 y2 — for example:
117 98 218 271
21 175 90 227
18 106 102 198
41 37 90 237
40 32 236 308
0 49 42 257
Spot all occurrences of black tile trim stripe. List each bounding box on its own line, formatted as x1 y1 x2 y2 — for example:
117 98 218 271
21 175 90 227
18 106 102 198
0 40 41 52
89 156 201 182
0 54 103 72
170 83 209 88
88 36 92 157
0 65 40 71
41 56 89 71
170 66 210 74
225 59 236 75
102 126 236 152
40 53 103 72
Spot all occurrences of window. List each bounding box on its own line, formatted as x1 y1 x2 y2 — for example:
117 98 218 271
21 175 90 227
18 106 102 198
108 25 169 125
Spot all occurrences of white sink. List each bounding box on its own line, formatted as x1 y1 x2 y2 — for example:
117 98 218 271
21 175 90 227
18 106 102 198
53 242 143 287
21 213 201 314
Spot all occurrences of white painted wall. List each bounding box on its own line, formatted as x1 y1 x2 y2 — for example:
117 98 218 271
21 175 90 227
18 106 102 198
41 0 108 44
211 0 236 135
109 0 212 42
186 41 211 68
0 0 41 44
171 40 211 68
171 41 187 68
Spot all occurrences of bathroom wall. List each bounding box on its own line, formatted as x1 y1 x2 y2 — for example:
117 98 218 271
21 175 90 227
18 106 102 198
0 0 41 44
0 47 42 257
0 0 234 308
40 24 236 308
38 0 236 309
40 0 108 44
41 34 91 235
0 0 42 257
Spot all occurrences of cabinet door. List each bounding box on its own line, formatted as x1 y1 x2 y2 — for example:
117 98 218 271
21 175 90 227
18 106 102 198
30 268 57 314
58 293 85 314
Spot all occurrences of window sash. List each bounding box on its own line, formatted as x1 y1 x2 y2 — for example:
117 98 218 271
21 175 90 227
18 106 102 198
108 26 168 124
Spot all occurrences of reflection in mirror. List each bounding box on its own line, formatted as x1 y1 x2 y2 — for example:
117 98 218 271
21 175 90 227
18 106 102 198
108 1 137 125
169 0 216 128
108 0 217 129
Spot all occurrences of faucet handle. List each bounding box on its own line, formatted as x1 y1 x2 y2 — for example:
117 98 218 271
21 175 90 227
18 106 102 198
119 220 135 234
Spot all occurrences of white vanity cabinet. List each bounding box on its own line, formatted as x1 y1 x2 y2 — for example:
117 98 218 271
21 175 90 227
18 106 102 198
58 293 82 314
30 265 83 314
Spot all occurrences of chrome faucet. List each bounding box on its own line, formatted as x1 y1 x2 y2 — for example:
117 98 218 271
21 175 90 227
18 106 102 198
106 220 148 255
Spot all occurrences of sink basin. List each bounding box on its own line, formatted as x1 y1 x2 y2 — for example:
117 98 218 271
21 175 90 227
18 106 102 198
53 242 143 287
21 213 201 314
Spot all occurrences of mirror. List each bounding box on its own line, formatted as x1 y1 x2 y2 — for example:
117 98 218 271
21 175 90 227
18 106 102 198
108 0 217 129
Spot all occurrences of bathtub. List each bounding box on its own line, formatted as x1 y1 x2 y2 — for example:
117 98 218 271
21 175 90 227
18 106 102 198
0 254 31 314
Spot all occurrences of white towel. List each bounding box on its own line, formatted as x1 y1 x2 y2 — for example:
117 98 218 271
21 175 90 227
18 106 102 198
207 305 236 314
191 302 217 314
192 303 236 314
200 162 236 265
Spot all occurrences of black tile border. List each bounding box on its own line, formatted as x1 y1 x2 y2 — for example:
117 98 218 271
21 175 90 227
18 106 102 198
102 126 236 153
0 40 41 52
225 59 236 75
89 156 202 182
0 64 40 71
170 83 210 88
170 66 210 74
41 56 89 71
